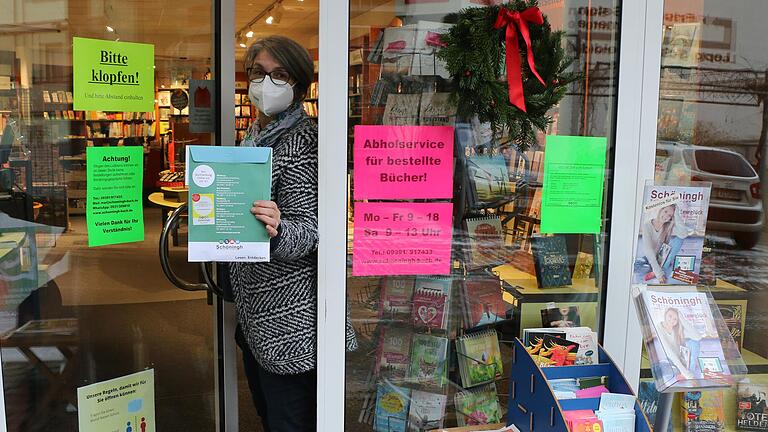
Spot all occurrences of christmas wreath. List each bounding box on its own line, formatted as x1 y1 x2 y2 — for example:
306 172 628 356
437 0 579 150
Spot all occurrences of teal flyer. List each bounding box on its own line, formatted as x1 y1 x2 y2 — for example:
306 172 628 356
186 145 272 262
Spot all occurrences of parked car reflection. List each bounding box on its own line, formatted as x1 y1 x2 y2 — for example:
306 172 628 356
656 141 764 249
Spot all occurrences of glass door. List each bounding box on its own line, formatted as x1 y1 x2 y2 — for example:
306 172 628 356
0 1 222 430
341 0 623 430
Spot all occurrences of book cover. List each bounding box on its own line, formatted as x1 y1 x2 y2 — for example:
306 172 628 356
738 382 768 431
454 383 501 427
462 278 506 329
638 380 672 430
633 184 711 285
640 289 731 391
573 252 594 280
382 93 421 125
406 334 448 388
466 154 513 207
531 235 572 288
541 334 579 366
375 381 410 432
376 326 412 380
410 21 452 78
407 390 447 431
540 306 581 328
380 277 415 318
465 217 506 270
411 278 452 331
380 26 417 77
524 327 597 366
418 92 456 126
456 329 503 387
682 391 725 432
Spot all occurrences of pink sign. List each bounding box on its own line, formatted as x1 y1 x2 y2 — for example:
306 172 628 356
354 125 454 199
353 202 453 276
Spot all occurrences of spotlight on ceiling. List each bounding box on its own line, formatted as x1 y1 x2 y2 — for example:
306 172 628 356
246 30 254 38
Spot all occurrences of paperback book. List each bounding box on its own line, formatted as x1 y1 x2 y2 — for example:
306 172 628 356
455 329 503 387
737 382 768 431
638 289 732 391
464 216 506 270
375 381 410 432
531 235 572 288
379 277 415 319
524 327 598 366
411 278 452 331
633 184 711 285
466 154 514 207
682 390 725 432
406 334 448 388
454 383 502 427
638 380 672 431
376 326 412 380
461 278 506 329
573 252 594 280
407 390 447 432
540 306 581 328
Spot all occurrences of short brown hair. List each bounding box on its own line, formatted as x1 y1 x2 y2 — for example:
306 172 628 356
245 36 314 99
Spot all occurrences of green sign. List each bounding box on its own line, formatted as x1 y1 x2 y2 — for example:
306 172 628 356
73 37 154 112
540 135 608 234
86 146 145 247
77 369 155 432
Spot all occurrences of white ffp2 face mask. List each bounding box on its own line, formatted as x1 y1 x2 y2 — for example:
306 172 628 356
249 79 295 117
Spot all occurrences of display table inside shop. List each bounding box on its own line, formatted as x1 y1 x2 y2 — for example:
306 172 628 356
147 188 187 245
492 264 599 337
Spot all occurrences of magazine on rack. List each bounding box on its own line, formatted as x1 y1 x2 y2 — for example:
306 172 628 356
633 183 711 285
637 288 733 391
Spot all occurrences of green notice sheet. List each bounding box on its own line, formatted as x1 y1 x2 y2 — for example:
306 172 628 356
187 145 272 262
86 146 145 247
540 135 608 234
73 37 155 112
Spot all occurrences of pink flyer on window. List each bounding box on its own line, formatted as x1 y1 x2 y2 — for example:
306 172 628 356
353 125 454 199
353 202 453 276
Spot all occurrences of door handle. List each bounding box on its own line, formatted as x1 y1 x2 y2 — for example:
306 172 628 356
159 204 209 292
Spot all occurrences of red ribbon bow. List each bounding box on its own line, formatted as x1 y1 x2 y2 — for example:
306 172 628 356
493 6 546 112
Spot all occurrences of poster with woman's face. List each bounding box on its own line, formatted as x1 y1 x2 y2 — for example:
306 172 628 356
633 184 711 285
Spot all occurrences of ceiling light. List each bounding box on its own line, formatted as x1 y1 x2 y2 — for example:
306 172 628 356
106 25 114 32
161 85 165 89
246 30 254 38
239 43 247 48
265 15 274 24
273 3 284 23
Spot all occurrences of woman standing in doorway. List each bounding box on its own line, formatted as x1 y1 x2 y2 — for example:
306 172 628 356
231 36 356 432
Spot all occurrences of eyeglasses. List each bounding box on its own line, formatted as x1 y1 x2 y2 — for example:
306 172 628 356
247 68 292 86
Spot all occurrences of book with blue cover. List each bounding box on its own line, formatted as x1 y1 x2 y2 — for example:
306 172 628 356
374 381 410 432
531 235 572 288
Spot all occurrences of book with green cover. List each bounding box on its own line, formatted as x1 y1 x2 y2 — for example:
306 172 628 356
454 383 501 427
455 329 503 388
406 334 448 388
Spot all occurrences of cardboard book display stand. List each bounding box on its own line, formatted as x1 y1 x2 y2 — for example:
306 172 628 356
507 339 653 432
